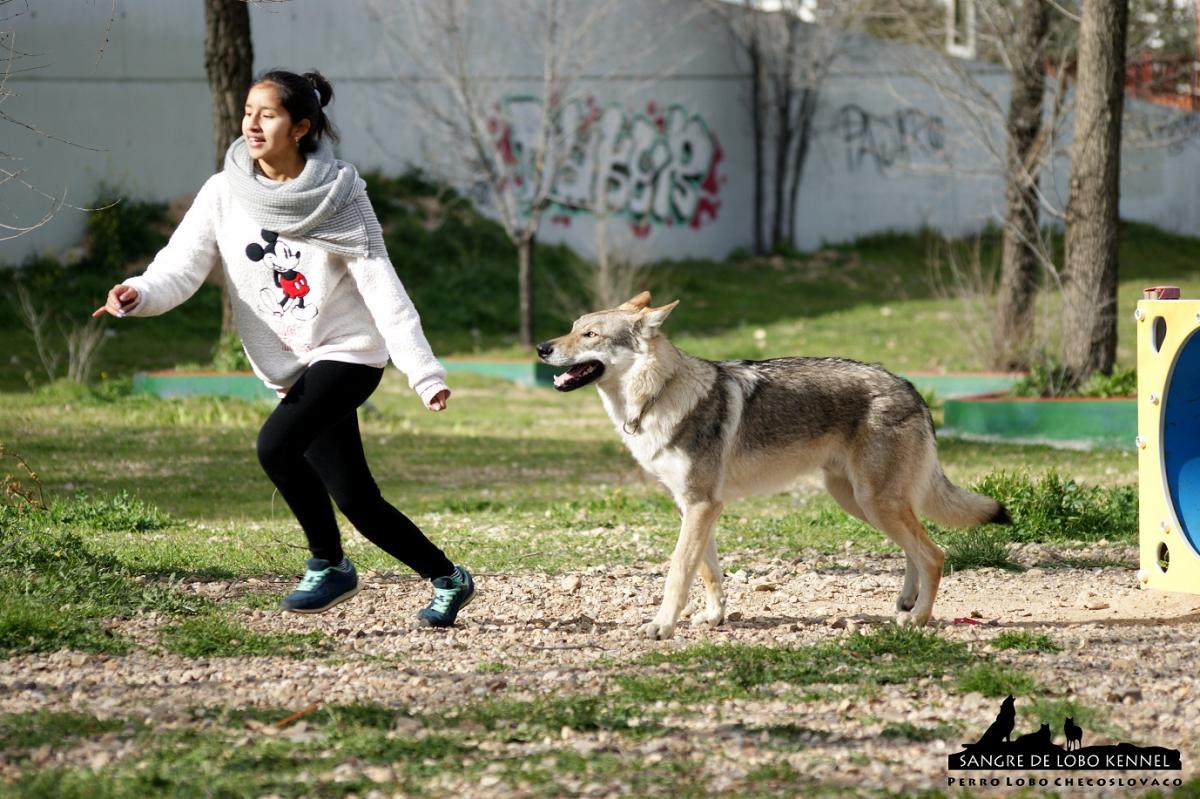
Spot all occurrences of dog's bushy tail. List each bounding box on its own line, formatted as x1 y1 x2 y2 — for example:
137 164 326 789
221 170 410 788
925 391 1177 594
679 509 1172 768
920 465 1010 528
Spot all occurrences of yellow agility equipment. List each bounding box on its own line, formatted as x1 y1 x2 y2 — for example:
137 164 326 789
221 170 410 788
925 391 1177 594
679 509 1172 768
1136 286 1200 594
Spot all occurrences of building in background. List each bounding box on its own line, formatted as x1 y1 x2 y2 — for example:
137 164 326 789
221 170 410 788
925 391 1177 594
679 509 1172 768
4 0 1200 264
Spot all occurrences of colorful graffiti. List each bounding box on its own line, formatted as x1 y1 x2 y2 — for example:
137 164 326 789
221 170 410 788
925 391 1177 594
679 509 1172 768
834 103 947 174
486 96 724 235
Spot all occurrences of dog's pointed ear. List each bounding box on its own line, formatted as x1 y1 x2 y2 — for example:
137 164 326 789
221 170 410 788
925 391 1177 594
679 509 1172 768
642 300 679 331
619 291 652 311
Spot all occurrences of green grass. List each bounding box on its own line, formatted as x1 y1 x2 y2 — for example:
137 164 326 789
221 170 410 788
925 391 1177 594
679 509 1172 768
158 612 332 658
0 701 799 798
940 524 1022 573
1023 698 1124 742
973 471 1139 544
629 627 979 702
0 711 129 752
990 631 1062 653
956 663 1040 697
0 502 207 655
0 382 1139 581
0 195 1168 796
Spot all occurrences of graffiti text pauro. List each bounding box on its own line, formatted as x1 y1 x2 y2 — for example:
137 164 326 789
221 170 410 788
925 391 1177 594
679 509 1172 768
488 97 723 236
835 104 947 174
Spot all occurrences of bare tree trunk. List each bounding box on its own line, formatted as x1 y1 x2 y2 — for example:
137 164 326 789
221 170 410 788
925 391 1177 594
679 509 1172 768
749 25 767 255
770 16 798 249
786 87 817 247
203 0 253 340
518 236 535 347
991 0 1051 371
1062 0 1128 385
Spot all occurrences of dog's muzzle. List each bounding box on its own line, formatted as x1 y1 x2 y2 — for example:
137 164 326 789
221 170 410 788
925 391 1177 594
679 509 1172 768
537 342 605 392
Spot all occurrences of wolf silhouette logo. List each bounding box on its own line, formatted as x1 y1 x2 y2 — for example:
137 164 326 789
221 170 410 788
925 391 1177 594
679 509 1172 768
1064 717 1083 751
950 696 1182 771
968 694 1016 747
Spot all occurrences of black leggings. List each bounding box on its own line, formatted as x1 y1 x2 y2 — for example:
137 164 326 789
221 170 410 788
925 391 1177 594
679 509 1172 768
256 360 454 579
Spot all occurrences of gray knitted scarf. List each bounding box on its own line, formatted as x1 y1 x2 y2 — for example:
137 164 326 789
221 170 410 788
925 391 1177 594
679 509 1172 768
224 136 380 258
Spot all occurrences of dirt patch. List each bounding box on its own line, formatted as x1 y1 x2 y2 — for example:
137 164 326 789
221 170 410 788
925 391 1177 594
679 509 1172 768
2 547 1196 795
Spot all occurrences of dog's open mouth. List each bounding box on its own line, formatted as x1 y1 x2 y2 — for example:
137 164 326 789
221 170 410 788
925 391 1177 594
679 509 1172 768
552 361 605 391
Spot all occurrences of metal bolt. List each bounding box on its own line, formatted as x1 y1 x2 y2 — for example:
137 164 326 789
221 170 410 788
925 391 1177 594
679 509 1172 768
1137 569 1149 585
1135 435 1147 449
1161 520 1172 533
1150 393 1160 405
1134 308 1145 321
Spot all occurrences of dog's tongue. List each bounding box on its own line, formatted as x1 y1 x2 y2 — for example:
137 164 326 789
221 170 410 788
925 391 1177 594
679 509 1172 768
554 364 592 387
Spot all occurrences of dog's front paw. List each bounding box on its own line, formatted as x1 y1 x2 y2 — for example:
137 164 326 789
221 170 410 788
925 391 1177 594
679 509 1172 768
640 620 676 640
688 606 725 628
894 609 932 627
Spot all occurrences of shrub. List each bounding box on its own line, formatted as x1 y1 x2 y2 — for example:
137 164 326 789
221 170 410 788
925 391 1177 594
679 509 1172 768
971 471 1137 543
84 186 169 275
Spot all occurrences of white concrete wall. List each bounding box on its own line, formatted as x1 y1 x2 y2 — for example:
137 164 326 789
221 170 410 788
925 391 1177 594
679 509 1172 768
4 0 1199 265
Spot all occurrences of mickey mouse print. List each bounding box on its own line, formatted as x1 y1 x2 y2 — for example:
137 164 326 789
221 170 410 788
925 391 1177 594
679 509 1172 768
246 228 318 322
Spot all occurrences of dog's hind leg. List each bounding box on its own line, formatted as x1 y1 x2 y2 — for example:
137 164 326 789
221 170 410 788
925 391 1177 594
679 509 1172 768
828 470 918 611
687 530 726 627
823 470 869 523
856 496 944 626
642 500 724 640
896 552 918 613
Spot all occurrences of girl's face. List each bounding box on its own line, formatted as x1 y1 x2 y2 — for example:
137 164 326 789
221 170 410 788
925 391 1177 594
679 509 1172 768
242 83 310 163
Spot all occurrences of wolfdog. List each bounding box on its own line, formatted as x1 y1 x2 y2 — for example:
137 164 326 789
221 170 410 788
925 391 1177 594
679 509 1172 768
537 292 1009 640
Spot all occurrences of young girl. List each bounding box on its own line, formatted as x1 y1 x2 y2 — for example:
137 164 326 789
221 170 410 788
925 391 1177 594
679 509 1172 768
94 69 474 627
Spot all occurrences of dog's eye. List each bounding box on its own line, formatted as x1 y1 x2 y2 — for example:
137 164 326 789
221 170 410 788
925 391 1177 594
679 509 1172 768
583 331 598 338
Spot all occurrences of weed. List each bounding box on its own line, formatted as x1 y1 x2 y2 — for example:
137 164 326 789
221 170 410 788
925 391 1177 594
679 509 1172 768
971 471 1138 543
991 631 1062 653
49 491 175 533
940 524 1022 573
956 663 1039 697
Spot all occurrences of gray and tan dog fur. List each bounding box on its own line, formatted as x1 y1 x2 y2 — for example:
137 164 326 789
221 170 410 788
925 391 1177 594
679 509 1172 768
537 292 1009 640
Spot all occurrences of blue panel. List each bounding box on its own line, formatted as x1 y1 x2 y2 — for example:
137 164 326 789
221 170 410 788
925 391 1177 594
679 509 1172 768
1163 330 1200 556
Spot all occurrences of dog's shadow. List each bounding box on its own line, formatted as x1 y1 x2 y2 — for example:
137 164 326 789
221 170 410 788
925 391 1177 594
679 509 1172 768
723 612 897 631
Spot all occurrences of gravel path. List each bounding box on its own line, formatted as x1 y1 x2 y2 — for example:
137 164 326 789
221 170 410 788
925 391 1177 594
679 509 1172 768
3 544 1196 796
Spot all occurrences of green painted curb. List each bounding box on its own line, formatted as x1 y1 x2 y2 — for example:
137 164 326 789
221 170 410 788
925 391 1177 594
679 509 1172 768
132 372 275 401
443 359 557 387
902 373 1022 399
941 394 1136 449
131 365 1025 399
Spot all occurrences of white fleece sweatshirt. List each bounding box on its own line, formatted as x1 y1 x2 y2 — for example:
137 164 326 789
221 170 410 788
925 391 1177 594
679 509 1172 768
122 173 448 403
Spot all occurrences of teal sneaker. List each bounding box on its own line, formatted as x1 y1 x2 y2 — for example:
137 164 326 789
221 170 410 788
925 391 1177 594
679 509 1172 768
417 565 475 628
281 557 360 613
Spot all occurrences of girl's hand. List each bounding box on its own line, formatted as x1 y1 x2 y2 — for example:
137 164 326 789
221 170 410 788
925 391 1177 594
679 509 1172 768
92 285 140 318
426 388 450 412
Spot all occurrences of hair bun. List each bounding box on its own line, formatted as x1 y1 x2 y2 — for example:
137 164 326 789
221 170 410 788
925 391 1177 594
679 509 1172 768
303 70 333 108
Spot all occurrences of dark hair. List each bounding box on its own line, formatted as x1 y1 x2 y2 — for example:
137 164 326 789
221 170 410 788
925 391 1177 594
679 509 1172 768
251 68 340 154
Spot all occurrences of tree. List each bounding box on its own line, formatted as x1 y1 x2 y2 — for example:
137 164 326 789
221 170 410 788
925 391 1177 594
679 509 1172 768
888 1 1077 377
0 2 98 242
203 0 253 340
709 0 868 252
991 0 1053 370
371 0 663 346
1062 0 1129 384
